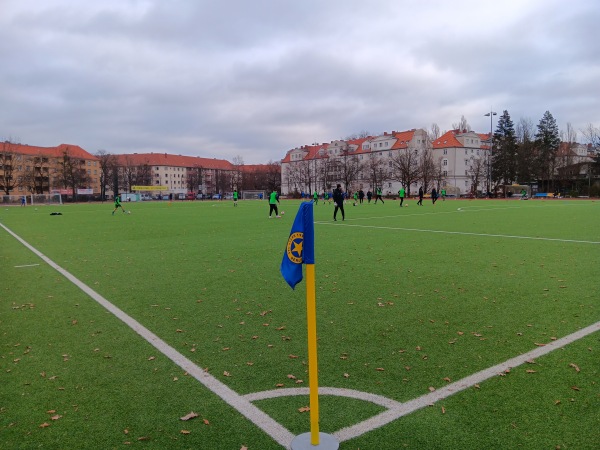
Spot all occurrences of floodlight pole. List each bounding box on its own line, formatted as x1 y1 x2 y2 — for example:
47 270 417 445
484 109 497 196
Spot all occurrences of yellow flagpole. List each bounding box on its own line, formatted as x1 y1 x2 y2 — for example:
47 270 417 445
305 263 320 445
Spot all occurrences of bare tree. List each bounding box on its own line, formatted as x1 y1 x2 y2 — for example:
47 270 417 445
581 123 600 150
452 115 471 132
391 147 420 196
56 147 92 201
364 153 387 193
428 123 441 141
317 156 335 191
231 155 244 191
344 130 372 140
467 156 486 195
0 141 18 194
418 148 436 194
187 166 202 193
338 146 361 191
264 160 282 192
95 150 117 201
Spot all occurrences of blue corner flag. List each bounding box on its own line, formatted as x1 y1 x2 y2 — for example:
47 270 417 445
280 202 315 289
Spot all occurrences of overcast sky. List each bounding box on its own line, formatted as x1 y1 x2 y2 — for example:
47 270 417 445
1 0 599 163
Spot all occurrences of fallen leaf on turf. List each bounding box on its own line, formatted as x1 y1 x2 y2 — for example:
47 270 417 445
441 406 446 414
289 354 299 359
180 430 191 435
526 369 536 373
287 374 296 379
137 436 150 441
203 419 210 425
39 423 50 428
554 400 561 405
276 383 284 387
569 363 580 372
46 410 56 414
241 446 248 450
276 326 286 331
71 320 77 325
343 373 350 378
376 367 385 371
534 343 546 347
50 415 62 420
222 347 230 351
298 406 310 413
571 386 580 391
246 362 254 366
443 377 451 382
180 412 199 421
223 371 231 377
295 379 304 384
428 386 436 392
148 356 156 361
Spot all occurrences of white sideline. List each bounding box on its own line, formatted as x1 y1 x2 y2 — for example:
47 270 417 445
1 223 294 448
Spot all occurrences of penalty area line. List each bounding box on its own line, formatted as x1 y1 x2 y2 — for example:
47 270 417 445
0 222 294 448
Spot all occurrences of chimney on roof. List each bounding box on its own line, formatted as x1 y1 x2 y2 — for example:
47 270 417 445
384 132 388 136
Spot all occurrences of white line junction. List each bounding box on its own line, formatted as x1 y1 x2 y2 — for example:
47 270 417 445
3 222 599 448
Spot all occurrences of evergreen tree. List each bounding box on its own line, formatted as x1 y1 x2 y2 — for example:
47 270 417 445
491 110 518 186
534 111 561 191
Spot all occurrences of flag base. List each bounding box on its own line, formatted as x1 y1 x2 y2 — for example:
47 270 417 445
291 432 339 450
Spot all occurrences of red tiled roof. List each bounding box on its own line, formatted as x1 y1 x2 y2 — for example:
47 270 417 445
432 131 465 149
390 130 416 149
5 143 97 160
114 153 235 170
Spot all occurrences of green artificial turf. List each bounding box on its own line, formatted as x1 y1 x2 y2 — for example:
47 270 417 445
1 198 598 449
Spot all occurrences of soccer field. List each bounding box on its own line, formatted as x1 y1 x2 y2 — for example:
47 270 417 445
1 198 599 449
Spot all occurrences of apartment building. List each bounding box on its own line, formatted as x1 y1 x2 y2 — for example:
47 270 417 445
0 142 101 197
281 128 490 196
113 153 236 196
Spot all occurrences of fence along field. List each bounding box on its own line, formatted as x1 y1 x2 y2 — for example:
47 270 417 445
1 199 598 449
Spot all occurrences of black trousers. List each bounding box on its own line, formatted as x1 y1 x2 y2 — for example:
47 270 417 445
269 204 278 216
334 202 345 220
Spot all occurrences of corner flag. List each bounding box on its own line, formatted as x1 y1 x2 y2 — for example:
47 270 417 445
280 202 314 289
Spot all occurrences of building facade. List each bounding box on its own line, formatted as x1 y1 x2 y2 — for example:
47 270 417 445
0 141 101 197
281 128 490 196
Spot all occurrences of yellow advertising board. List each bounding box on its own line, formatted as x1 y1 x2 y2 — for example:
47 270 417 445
132 186 168 191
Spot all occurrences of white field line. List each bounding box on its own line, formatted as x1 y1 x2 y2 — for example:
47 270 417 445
331 320 600 442
14 263 40 268
4 221 599 447
316 222 600 244
0 223 294 448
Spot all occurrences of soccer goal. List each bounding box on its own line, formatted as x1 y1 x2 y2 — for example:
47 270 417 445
242 190 265 200
31 193 63 205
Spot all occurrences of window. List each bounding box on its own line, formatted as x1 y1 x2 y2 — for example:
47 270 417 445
87 161 91 166
385 142 388 147
443 170 448 176
465 170 468 176
442 159 448 166
465 149 468 155
465 159 469 165
465 181 469 186
443 149 448 155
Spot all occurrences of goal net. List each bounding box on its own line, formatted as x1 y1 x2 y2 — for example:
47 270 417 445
242 190 265 200
31 193 63 205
